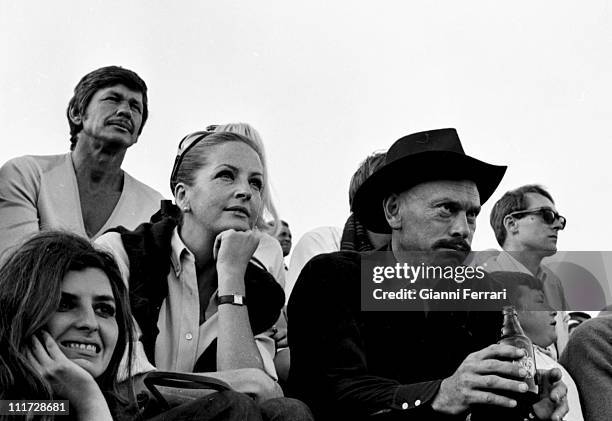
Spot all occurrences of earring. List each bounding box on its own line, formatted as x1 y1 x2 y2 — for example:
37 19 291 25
182 205 191 213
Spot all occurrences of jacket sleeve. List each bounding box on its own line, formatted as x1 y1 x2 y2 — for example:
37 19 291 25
561 318 612 421
0 157 41 260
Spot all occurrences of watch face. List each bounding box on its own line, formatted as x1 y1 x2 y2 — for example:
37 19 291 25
217 294 246 306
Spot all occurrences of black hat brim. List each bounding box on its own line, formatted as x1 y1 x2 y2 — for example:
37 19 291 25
351 151 507 233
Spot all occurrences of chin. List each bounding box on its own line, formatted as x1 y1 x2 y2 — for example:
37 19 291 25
543 248 557 256
218 220 252 233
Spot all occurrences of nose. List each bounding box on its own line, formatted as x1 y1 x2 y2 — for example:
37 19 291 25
234 179 253 201
75 307 99 332
115 101 132 118
449 213 471 239
551 217 564 231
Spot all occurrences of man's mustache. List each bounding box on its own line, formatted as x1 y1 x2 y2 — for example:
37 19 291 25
433 238 471 253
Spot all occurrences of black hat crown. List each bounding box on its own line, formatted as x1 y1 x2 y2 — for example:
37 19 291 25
352 128 507 233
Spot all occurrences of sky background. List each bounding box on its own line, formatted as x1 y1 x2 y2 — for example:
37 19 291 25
1 0 611 259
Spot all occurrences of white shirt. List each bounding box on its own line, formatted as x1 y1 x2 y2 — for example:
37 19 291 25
534 346 584 421
285 226 342 305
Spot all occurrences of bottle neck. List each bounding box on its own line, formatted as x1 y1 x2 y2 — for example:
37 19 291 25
501 307 527 338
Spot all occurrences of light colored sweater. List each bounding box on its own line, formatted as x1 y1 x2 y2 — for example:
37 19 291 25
0 153 163 259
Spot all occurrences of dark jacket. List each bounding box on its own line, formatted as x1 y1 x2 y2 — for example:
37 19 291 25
288 249 504 421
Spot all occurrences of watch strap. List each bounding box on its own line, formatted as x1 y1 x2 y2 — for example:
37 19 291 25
217 294 247 306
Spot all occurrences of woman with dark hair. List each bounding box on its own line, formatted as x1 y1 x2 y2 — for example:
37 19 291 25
96 130 312 420
0 231 136 421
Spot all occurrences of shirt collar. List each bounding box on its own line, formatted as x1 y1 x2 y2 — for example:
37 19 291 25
170 227 191 277
497 252 548 281
497 251 532 274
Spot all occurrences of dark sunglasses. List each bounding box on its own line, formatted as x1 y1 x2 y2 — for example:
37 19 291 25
507 207 567 229
169 131 213 192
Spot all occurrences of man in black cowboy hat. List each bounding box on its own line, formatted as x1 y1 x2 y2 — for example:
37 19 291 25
288 129 568 420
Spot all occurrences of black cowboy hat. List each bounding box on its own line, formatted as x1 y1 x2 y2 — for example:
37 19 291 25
351 128 507 233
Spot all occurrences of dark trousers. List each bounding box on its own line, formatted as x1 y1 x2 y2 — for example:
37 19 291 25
145 392 314 421
146 390 261 421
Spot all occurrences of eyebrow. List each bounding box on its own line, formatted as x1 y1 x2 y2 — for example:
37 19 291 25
214 164 263 177
60 291 116 303
432 197 481 213
105 89 143 104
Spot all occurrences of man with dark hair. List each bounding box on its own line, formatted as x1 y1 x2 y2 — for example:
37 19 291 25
489 185 557 249
67 65 149 151
276 220 293 258
484 184 569 356
288 129 568 420
0 65 163 259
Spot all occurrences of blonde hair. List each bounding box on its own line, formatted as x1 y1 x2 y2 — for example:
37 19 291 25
214 123 280 232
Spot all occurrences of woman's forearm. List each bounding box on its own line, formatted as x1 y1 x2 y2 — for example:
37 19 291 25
216 268 265 370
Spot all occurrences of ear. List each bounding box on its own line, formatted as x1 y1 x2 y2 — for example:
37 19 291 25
174 183 189 210
503 214 519 236
68 104 82 125
383 193 402 230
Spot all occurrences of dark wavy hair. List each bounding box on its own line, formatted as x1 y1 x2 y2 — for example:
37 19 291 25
0 231 136 419
66 65 148 150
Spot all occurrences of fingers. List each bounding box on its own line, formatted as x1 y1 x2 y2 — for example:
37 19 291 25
466 389 519 408
434 373 522 415
40 331 65 360
549 381 567 404
550 395 569 421
25 348 44 375
30 334 53 367
533 369 568 421
215 229 260 262
472 343 526 362
546 367 563 384
464 358 529 386
534 394 568 421
213 230 231 260
476 373 530 394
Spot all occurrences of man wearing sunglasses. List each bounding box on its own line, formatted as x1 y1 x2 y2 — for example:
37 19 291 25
485 184 569 357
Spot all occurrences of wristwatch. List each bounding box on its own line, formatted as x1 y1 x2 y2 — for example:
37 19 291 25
216 294 247 306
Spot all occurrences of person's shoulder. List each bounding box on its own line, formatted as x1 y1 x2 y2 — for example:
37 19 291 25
539 263 562 283
563 316 612 365
289 251 361 308
303 250 361 276
477 249 503 271
123 171 165 202
0 154 69 192
572 315 612 338
0 153 66 174
96 230 124 249
300 226 342 245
